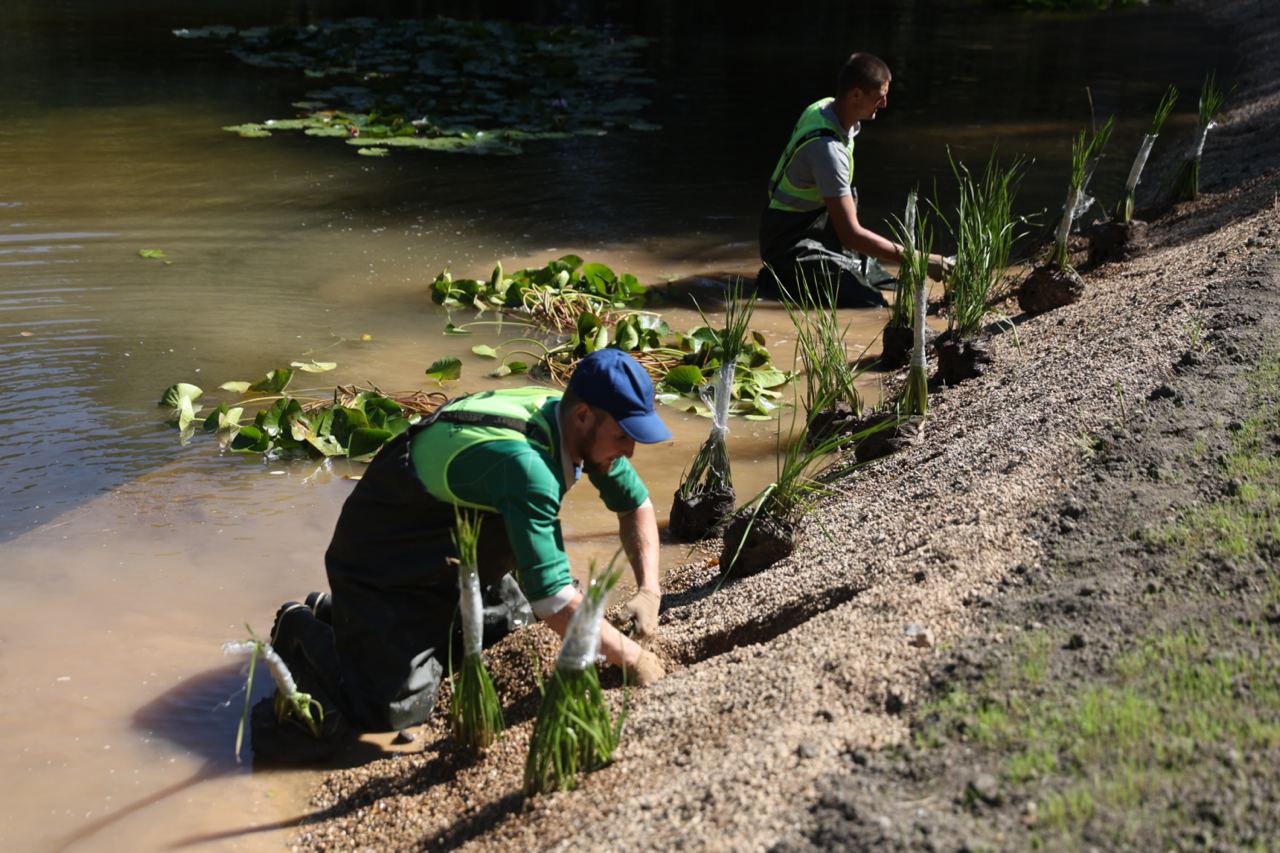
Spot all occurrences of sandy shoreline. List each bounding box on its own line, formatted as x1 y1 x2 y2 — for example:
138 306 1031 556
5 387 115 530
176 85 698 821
293 1 1280 848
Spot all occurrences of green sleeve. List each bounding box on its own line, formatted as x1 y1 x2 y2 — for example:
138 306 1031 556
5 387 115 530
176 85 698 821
588 456 648 513
446 441 573 601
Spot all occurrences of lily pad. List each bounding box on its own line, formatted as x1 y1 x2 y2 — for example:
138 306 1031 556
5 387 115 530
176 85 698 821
222 124 272 138
424 356 462 383
138 249 168 260
356 146 390 157
290 360 337 373
470 344 498 358
219 381 252 393
248 368 294 393
662 365 706 393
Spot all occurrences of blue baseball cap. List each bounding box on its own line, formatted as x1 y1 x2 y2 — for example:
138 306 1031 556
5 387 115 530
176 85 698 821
568 348 673 443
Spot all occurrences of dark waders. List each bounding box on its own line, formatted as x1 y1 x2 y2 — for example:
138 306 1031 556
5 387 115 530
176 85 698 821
756 204 895 307
259 419 532 757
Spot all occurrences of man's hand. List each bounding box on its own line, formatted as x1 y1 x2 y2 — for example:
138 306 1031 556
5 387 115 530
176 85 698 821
620 588 661 642
625 649 666 686
927 253 954 282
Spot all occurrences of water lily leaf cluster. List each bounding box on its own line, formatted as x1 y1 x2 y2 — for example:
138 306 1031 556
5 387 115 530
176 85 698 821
431 255 649 320
158 370 446 459
175 17 659 156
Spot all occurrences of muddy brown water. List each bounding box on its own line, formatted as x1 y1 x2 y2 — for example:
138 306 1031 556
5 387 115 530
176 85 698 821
0 0 1227 849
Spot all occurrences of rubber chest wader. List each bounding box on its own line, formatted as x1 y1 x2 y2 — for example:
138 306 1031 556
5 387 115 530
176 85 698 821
757 98 892 306
323 389 555 731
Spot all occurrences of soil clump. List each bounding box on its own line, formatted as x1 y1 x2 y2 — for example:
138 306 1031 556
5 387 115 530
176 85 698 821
668 486 736 542
934 333 995 385
1018 263 1085 315
1087 218 1151 266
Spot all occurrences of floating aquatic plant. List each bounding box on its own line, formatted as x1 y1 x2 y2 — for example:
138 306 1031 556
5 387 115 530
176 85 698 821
176 17 659 157
159 376 446 458
1173 73 1229 203
441 257 789 417
448 508 504 752
887 195 934 417
223 625 324 762
943 149 1026 339
524 560 626 796
1050 116 1114 269
1116 85 1178 223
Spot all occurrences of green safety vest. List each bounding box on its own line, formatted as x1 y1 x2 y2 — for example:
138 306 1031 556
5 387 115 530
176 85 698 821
766 98 854 213
414 388 561 510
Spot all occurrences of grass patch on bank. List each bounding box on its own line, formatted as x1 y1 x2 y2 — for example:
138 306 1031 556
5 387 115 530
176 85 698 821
914 343 1280 846
918 622 1280 845
1152 346 1280 560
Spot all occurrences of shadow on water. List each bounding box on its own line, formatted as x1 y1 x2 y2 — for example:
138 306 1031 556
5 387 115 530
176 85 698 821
54 663 391 851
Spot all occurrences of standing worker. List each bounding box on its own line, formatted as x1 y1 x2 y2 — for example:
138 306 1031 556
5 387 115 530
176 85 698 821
757 52 949 306
257 348 670 759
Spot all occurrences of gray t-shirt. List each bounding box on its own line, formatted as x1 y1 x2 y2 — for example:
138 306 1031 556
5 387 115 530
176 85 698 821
785 105 860 201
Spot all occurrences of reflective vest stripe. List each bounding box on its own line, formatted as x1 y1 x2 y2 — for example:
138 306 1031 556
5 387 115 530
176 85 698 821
766 98 854 213
414 388 560 510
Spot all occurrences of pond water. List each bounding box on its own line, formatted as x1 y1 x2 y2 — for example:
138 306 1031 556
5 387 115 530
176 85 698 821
0 1 1225 849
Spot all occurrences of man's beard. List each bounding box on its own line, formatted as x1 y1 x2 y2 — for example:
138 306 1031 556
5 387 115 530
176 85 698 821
580 416 615 474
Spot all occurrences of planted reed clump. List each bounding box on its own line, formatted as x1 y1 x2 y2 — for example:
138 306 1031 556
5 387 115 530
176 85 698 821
670 279 757 542
1173 72 1229 202
1020 117 1112 318
223 626 325 762
524 562 625 796
780 269 871 446
449 508 504 752
1117 86 1178 224
880 191 925 368
719 397 864 579
887 194 933 418
937 149 1025 384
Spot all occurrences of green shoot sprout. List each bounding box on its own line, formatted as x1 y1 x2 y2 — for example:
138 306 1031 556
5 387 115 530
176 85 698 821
1174 72 1230 202
223 625 325 762
1116 85 1177 223
888 194 933 416
524 559 626 795
449 507 505 752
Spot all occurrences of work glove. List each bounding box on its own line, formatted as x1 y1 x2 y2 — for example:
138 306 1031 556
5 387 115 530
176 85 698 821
619 588 661 642
926 254 954 282
625 649 666 687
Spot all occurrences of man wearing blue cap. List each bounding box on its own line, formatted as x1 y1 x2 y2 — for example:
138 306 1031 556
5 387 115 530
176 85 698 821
259 348 670 758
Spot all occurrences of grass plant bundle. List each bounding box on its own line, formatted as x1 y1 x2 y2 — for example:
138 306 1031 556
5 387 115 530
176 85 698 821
1173 73 1229 203
720 395 862 578
1116 85 1178 223
448 508 504 752
943 149 1026 339
223 625 324 762
1050 116 1115 268
888 191 922 332
524 561 626 796
677 279 757 502
780 270 867 422
887 195 934 417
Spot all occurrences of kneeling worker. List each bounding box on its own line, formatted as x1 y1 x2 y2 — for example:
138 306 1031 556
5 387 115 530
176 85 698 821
259 348 669 757
757 51 949 307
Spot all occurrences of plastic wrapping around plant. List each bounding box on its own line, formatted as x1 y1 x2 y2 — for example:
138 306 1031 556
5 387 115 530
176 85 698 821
670 359 737 541
1174 73 1230 203
223 627 324 762
942 148 1027 341
524 562 626 796
449 508 504 751
1116 86 1177 223
887 193 933 417
1049 116 1114 269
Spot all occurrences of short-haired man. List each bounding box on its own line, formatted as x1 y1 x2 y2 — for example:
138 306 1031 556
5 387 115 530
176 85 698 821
259 348 669 758
758 52 948 306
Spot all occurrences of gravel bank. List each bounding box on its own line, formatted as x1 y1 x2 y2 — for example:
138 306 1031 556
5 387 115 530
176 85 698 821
294 1 1280 848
